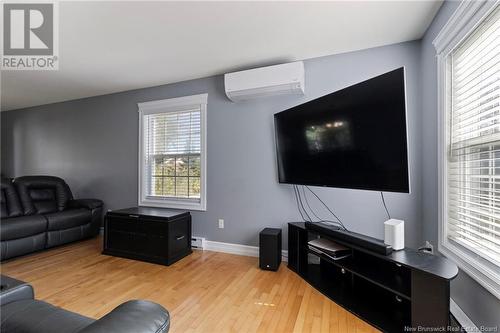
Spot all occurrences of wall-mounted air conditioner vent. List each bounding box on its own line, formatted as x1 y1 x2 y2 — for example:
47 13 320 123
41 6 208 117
224 61 305 102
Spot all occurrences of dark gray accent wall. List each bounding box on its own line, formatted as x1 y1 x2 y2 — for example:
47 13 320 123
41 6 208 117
420 1 500 327
1 41 423 250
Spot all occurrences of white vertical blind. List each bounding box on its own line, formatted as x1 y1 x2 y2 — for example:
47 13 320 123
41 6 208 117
143 106 202 200
447 5 500 266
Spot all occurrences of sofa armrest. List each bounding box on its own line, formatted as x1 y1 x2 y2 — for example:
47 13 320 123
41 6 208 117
67 199 103 210
67 199 103 238
0 275 34 306
78 300 170 333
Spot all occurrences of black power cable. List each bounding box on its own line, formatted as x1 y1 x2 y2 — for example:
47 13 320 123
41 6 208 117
304 186 348 231
292 185 306 221
295 185 313 222
301 186 346 230
301 186 323 222
380 192 391 219
293 185 309 222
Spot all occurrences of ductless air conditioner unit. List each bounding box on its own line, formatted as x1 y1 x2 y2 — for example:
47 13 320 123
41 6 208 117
224 61 305 102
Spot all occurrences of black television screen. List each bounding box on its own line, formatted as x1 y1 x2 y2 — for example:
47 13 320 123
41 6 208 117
274 67 409 193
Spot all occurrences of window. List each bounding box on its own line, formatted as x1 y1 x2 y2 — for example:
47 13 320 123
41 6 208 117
434 2 500 298
138 94 207 210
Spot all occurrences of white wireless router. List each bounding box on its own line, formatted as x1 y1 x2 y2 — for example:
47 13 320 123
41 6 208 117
384 219 404 250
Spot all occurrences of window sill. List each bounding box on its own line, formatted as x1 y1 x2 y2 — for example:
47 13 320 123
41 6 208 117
139 198 206 211
439 240 500 300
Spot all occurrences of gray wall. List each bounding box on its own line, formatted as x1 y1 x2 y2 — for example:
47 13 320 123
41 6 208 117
420 1 500 327
1 41 423 250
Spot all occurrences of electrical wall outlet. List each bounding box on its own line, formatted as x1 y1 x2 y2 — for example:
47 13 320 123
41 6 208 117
419 240 434 254
425 241 434 254
218 219 224 229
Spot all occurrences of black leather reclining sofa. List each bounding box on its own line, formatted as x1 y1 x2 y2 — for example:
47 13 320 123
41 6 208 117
1 176 103 260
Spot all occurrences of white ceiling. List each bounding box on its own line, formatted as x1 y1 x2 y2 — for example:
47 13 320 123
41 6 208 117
1 1 442 111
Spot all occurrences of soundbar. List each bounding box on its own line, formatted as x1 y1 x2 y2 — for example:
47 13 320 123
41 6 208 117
305 222 393 255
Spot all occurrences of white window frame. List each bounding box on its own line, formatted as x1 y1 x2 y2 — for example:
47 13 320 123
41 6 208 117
434 0 500 299
138 93 207 211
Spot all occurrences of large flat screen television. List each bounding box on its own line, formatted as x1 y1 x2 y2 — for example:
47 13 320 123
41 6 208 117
274 67 409 193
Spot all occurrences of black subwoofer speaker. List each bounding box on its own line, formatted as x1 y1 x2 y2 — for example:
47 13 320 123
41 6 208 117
259 228 282 271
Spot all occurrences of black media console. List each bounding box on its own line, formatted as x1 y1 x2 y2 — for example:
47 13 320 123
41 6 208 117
288 222 458 332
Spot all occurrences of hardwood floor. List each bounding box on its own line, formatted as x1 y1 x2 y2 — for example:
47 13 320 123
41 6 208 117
1 237 379 333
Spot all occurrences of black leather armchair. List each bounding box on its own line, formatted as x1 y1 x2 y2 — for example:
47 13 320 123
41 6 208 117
1 176 103 260
0 275 170 333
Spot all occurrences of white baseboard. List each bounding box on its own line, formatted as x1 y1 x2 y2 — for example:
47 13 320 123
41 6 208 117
205 241 258 257
100 229 287 261
450 298 477 332
204 240 288 262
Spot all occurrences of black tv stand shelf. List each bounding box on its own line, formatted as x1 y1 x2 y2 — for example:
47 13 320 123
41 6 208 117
288 222 458 332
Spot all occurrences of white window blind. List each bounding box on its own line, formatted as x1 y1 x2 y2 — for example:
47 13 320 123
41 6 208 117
144 107 201 200
447 5 500 266
138 93 207 210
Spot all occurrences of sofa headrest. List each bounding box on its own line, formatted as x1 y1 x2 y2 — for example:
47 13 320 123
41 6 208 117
1 178 23 219
14 176 73 215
